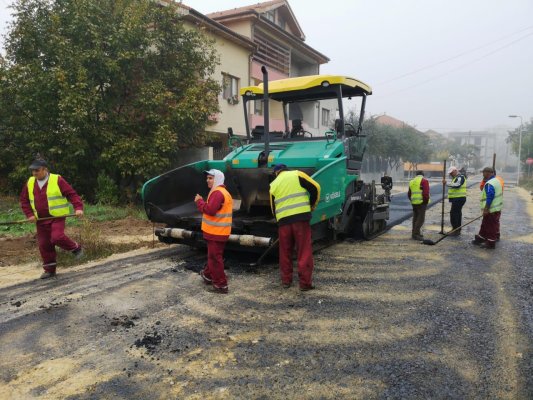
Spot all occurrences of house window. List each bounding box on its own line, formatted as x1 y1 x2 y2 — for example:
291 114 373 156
264 10 275 22
278 16 286 29
222 73 239 105
321 108 330 127
254 99 263 115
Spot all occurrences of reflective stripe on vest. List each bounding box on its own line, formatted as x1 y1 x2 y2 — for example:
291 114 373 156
480 177 503 212
27 174 70 218
409 176 424 205
201 186 233 236
270 170 311 221
448 176 467 199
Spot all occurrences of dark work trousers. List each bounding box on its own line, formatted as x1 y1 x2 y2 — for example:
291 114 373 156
411 204 427 236
449 197 467 230
278 220 314 288
478 211 501 245
204 240 228 288
36 218 79 272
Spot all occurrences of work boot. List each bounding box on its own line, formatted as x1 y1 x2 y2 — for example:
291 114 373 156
448 229 461 236
282 282 292 289
299 285 315 292
207 285 228 294
200 270 212 285
40 271 56 279
471 235 483 246
72 246 84 260
411 234 424 241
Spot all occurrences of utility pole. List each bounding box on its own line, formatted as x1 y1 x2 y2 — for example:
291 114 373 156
508 115 523 186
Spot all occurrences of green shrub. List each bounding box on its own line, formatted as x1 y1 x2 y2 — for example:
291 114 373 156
95 172 120 206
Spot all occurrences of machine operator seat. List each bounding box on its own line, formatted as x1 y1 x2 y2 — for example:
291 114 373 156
290 119 305 138
251 125 264 140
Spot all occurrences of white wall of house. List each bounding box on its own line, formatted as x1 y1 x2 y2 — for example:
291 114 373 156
183 21 251 137
220 20 253 39
211 37 250 136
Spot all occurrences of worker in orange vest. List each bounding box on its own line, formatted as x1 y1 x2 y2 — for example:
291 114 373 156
195 169 233 294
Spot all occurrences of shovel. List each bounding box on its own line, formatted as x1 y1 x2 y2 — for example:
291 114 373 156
422 215 483 245
0 214 77 226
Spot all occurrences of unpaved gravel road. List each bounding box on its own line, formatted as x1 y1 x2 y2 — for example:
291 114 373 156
1 186 532 399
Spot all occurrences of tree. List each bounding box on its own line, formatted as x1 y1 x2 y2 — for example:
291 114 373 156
507 119 533 163
0 0 220 200
359 116 432 175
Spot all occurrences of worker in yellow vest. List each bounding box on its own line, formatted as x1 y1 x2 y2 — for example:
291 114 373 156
472 167 503 249
445 166 467 235
20 159 84 279
269 163 320 291
479 170 504 241
408 170 430 240
195 169 233 294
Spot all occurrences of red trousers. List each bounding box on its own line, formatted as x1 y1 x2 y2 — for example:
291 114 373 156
36 219 79 271
203 240 228 288
478 211 501 243
278 220 314 288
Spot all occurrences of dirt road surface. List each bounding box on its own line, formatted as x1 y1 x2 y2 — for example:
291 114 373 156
1 187 532 399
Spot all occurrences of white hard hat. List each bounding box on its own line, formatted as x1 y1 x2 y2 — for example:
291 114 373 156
447 166 458 174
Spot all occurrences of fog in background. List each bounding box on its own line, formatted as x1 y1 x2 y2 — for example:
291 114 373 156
1 0 531 135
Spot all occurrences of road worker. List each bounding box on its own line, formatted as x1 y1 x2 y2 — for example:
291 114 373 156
408 170 430 240
19 159 84 279
195 169 233 294
444 166 467 235
472 167 503 249
269 163 320 291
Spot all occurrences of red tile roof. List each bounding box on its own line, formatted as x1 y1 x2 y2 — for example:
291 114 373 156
206 0 285 19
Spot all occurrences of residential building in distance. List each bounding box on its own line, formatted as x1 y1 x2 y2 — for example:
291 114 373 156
446 131 516 171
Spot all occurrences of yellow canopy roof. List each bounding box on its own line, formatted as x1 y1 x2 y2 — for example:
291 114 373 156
240 75 372 100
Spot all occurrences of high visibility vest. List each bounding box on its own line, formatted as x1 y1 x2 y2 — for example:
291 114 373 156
409 175 430 205
270 170 311 221
27 174 70 218
480 177 503 213
448 175 467 199
201 186 233 236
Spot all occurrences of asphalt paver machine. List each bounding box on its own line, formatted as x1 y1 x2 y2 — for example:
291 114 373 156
142 67 392 261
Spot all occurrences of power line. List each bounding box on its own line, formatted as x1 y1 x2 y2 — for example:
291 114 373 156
376 24 533 86
375 30 533 98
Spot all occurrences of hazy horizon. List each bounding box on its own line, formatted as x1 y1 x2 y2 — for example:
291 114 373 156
1 0 531 134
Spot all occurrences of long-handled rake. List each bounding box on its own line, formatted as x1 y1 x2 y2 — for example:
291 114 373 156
0 214 77 226
422 215 483 245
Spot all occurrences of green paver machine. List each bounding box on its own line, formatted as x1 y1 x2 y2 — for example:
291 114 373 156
142 67 392 261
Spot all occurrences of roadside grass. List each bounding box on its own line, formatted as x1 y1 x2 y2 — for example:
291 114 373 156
56 218 151 268
0 196 146 237
1 196 154 267
519 176 533 192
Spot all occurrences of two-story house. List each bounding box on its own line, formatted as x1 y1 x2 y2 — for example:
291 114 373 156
207 0 333 137
173 3 256 140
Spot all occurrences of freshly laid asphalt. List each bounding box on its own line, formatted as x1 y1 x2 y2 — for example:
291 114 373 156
387 179 480 229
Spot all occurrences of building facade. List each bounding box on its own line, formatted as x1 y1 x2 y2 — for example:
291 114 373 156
206 0 333 137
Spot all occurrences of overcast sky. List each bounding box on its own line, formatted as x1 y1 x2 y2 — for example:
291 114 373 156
1 0 531 134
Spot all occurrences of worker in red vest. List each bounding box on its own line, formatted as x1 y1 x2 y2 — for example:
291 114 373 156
195 169 233 294
20 159 84 279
